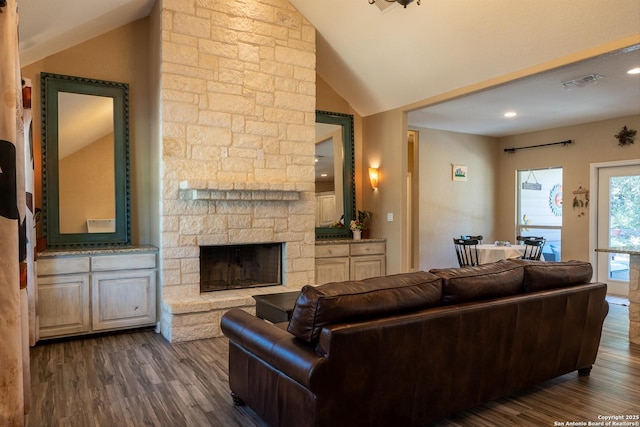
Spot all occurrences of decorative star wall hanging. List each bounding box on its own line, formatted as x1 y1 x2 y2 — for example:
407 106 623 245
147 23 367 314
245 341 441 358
614 126 636 147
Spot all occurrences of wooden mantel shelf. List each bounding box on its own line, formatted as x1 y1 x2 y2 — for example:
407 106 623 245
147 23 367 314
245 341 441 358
179 180 313 201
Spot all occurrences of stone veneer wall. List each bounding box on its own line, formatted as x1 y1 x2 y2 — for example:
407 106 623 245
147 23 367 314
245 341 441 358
159 0 316 342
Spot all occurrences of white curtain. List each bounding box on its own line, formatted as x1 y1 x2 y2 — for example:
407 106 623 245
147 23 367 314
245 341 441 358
0 0 32 423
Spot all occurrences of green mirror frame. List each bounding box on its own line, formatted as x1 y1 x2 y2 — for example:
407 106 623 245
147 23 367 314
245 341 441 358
41 72 131 248
315 110 355 239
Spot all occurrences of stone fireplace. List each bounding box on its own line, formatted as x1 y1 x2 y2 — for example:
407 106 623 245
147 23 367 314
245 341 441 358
158 0 317 342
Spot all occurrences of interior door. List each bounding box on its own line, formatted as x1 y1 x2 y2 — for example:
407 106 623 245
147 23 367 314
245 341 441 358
596 164 640 296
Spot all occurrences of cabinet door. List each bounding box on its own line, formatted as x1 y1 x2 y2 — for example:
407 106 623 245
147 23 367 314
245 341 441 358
350 255 386 281
316 193 337 227
316 257 350 285
91 269 157 331
38 274 90 338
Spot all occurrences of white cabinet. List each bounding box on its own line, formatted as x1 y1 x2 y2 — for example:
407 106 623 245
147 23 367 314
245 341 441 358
315 240 386 285
37 247 157 340
351 255 386 281
38 273 90 338
316 243 351 284
350 242 386 280
92 269 156 331
315 192 337 227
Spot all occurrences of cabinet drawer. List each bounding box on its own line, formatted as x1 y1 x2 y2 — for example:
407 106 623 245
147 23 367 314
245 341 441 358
38 257 90 276
316 244 350 258
92 253 156 271
350 242 385 256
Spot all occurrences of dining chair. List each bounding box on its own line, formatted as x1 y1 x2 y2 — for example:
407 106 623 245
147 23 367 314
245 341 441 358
453 238 480 267
516 235 543 244
521 238 545 260
461 235 483 244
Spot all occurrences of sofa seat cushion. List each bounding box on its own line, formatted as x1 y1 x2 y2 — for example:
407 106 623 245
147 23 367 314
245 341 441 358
429 259 524 304
510 259 593 292
287 271 443 343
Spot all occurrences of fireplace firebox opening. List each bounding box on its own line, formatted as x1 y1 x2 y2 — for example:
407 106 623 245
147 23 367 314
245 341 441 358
200 243 283 292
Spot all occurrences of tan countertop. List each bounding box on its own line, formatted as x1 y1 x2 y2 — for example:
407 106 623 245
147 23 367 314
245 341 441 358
38 244 158 258
315 238 386 245
595 246 640 256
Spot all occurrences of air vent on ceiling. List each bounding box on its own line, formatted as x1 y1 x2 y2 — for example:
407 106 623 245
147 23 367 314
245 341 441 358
562 73 604 90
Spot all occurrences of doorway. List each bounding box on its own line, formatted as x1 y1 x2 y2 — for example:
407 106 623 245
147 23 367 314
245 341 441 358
407 130 419 271
591 160 640 296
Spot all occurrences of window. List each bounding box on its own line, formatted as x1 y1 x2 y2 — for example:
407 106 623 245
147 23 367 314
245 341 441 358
517 168 563 262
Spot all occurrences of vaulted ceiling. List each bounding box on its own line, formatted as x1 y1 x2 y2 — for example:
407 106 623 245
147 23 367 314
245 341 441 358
18 0 640 137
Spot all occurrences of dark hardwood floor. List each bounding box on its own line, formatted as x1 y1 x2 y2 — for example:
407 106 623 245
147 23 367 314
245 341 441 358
27 299 639 427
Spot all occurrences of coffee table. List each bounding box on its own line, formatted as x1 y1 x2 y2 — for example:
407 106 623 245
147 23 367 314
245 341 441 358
252 291 299 323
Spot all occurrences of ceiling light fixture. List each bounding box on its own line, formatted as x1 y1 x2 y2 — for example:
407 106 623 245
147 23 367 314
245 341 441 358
504 112 517 118
368 0 420 8
628 67 640 75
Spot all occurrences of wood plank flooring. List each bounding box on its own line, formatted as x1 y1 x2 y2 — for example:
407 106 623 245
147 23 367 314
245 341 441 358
26 299 640 427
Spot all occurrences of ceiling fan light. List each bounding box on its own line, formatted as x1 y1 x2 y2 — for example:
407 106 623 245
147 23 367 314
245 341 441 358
369 0 420 8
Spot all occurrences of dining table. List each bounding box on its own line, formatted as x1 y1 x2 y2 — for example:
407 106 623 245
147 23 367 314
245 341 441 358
476 243 543 265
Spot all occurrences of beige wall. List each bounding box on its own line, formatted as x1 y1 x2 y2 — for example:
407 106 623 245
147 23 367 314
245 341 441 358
414 128 499 270
362 109 407 273
21 18 152 244
496 114 640 262
389 114 639 272
59 134 115 233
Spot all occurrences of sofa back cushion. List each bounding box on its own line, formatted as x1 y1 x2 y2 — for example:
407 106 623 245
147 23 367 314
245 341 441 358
429 259 525 304
287 271 443 343
510 259 593 292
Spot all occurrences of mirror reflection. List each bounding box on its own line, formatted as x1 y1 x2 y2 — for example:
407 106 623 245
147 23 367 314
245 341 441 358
315 123 343 227
314 110 355 239
58 92 115 234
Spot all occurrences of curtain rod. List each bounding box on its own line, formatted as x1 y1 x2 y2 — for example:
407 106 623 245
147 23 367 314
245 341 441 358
504 140 572 154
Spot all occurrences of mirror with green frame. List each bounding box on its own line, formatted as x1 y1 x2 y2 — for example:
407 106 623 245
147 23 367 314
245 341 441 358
315 110 355 239
41 72 131 248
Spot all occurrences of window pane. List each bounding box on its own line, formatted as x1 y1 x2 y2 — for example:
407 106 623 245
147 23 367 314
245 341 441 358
517 167 563 262
517 168 563 227
608 174 640 281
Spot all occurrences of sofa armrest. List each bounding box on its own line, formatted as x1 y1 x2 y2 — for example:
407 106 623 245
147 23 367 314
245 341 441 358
221 308 327 389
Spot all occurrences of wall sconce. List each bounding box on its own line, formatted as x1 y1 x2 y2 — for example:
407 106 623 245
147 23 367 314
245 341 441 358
369 167 379 190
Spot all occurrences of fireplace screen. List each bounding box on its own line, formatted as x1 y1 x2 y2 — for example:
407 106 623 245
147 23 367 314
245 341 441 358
200 243 282 292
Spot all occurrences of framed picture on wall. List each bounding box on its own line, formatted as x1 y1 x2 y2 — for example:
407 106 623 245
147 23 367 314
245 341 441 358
452 164 467 181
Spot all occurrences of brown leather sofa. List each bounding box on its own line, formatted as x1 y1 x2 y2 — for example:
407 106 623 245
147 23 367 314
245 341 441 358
221 259 609 427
